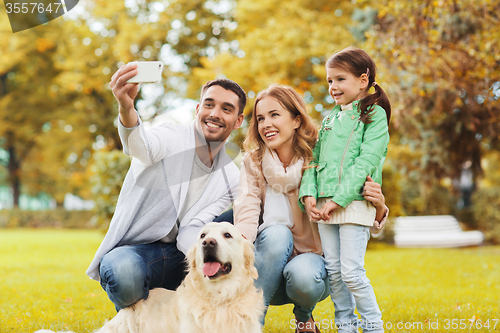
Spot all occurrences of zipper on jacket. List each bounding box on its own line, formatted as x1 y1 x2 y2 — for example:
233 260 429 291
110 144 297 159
338 119 359 184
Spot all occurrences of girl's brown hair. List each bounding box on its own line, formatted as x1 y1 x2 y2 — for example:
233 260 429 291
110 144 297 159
244 84 318 166
326 47 391 124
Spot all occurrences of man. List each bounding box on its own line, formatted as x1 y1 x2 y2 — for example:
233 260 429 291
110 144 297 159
86 62 245 310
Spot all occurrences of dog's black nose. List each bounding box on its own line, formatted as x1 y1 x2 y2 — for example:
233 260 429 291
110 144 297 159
202 237 217 248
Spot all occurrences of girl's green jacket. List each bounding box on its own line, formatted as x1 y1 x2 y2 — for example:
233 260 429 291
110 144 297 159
298 100 390 211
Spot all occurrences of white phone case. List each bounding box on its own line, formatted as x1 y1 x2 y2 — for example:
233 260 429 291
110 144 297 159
126 61 164 83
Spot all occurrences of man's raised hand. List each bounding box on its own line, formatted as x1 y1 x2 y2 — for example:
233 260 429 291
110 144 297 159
110 63 140 127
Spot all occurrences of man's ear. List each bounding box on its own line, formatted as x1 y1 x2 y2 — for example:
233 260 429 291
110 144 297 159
233 113 244 130
194 103 200 118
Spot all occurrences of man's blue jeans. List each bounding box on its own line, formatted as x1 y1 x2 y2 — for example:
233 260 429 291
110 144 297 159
99 212 233 311
254 225 330 324
99 240 186 311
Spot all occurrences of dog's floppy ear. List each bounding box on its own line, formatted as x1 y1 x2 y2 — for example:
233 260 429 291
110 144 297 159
187 243 197 270
243 239 258 280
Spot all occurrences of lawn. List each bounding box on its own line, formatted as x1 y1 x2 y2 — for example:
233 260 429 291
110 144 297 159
1 229 499 332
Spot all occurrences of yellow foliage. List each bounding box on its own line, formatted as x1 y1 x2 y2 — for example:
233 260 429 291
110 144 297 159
187 0 357 112
364 0 500 182
35 38 55 53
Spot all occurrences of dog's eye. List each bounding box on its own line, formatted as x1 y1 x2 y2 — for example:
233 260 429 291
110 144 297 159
223 233 232 239
200 233 206 239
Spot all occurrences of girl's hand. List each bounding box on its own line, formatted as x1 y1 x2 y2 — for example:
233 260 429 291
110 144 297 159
304 196 321 222
319 200 340 221
362 176 385 208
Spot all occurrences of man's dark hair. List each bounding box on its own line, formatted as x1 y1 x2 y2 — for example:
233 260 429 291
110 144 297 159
200 78 247 115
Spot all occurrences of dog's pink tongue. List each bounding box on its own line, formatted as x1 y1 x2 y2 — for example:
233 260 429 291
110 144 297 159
202 262 221 277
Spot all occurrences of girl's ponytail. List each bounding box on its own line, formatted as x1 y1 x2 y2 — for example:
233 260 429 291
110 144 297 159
359 83 391 125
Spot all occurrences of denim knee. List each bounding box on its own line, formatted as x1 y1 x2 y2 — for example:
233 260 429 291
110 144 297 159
255 224 293 256
254 225 293 312
284 254 328 300
100 249 149 310
341 270 370 292
328 269 344 287
285 260 325 297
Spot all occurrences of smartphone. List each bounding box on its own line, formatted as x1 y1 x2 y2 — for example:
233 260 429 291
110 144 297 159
126 61 164 83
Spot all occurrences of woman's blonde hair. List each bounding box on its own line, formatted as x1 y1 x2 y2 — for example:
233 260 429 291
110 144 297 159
243 84 318 166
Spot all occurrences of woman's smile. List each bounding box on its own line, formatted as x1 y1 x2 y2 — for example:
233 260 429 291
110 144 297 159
264 130 279 140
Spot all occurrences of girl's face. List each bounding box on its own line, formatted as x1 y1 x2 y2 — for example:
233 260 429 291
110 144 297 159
255 96 300 155
326 66 368 106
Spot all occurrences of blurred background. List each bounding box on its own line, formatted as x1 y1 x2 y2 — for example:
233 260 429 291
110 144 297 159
0 0 499 244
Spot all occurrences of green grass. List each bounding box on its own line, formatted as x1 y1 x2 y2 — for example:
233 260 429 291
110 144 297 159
0 229 115 332
1 229 499 332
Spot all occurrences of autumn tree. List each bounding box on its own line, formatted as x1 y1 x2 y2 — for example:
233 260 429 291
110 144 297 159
365 0 500 183
0 14 130 206
5 0 497 216
187 0 360 107
0 24 68 206
184 0 365 148
0 0 259 206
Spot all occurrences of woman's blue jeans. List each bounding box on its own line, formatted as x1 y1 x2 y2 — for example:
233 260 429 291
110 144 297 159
254 225 330 324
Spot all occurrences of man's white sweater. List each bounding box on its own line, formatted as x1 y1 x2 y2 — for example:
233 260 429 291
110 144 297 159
86 116 239 281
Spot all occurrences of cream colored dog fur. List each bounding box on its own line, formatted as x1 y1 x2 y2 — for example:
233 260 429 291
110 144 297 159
37 222 264 333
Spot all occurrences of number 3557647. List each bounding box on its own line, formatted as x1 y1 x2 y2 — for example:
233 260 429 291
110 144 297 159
5 2 63 14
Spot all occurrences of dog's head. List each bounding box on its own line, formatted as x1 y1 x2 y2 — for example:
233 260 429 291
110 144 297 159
187 222 258 282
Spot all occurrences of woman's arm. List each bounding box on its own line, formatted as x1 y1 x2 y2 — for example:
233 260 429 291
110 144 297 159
233 153 264 242
298 122 324 212
362 175 389 234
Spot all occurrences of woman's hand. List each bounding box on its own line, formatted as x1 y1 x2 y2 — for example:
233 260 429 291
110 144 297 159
362 175 388 234
369 209 389 234
362 176 385 208
303 196 321 222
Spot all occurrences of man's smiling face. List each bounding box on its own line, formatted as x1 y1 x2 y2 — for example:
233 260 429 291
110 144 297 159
195 85 244 143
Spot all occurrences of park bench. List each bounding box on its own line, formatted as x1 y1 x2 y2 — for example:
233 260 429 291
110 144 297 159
393 215 484 248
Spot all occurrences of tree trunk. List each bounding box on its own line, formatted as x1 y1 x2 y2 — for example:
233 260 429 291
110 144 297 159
7 142 21 208
0 75 20 207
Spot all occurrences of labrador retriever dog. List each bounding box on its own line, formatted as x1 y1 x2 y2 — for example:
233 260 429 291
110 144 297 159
95 222 264 333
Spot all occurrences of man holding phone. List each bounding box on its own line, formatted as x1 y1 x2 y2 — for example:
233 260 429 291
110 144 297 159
86 62 245 311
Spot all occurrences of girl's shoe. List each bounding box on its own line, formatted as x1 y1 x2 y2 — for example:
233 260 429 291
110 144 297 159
295 316 321 333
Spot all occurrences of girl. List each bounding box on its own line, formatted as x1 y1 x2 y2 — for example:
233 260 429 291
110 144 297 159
234 84 389 333
299 47 391 333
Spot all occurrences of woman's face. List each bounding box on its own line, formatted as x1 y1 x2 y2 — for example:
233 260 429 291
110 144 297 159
255 96 300 154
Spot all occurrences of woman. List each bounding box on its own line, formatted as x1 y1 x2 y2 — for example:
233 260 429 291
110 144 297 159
233 84 388 333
